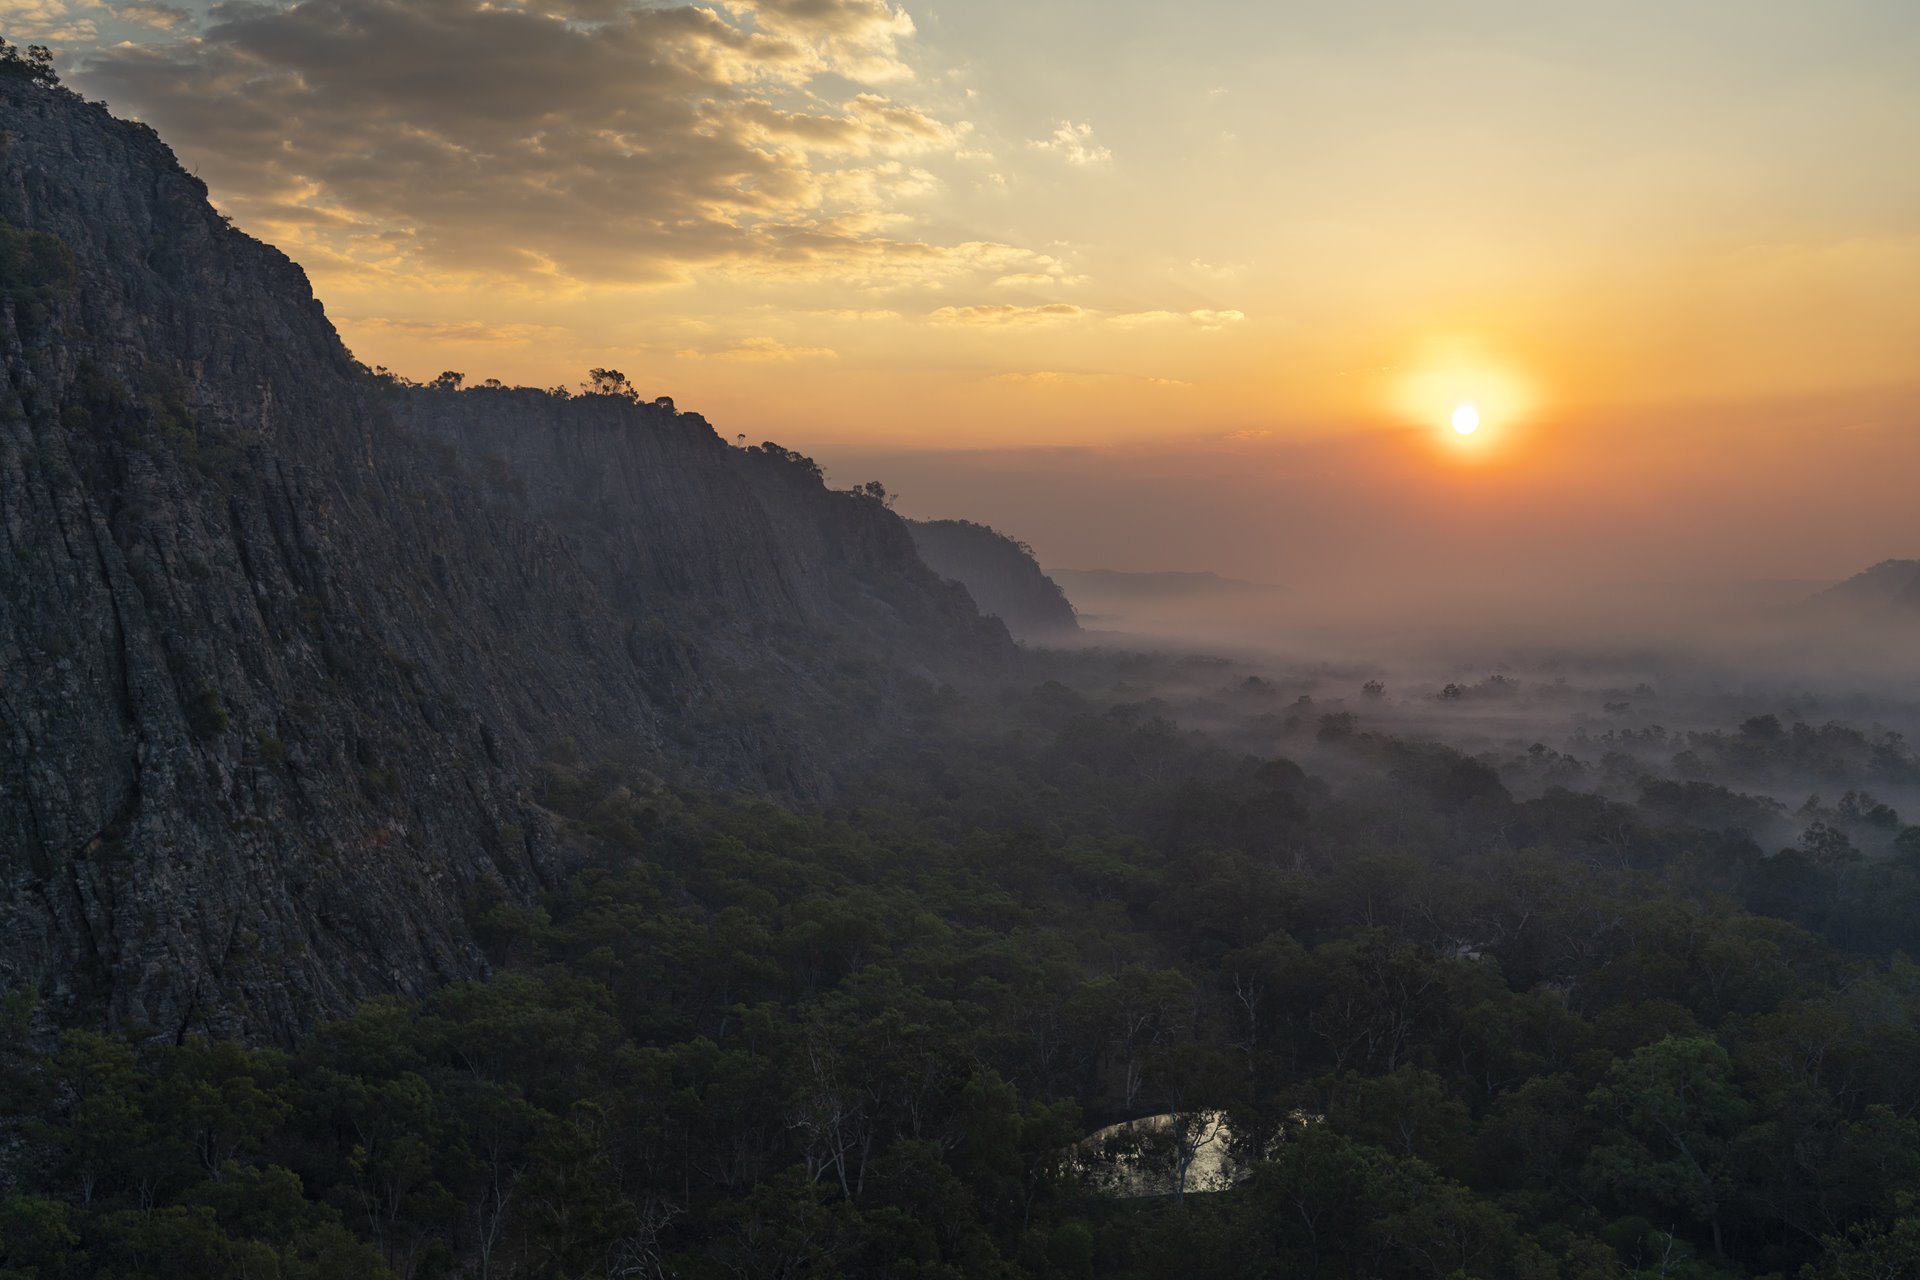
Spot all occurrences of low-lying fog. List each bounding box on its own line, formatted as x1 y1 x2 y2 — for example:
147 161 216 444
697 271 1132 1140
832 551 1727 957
1028 572 1920 862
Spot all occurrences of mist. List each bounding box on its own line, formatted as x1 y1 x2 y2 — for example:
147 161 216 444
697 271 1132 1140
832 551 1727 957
821 387 1919 714
819 384 1917 609
822 416 1920 863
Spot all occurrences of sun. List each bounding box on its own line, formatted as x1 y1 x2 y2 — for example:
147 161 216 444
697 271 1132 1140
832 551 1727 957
1384 336 1539 452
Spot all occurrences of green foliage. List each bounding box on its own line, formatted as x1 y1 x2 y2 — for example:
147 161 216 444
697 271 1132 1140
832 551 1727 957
5 681 1918 1278
1803 1205 1920 1279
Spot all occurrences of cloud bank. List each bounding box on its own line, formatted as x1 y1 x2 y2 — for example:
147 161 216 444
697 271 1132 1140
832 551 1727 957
75 0 1046 286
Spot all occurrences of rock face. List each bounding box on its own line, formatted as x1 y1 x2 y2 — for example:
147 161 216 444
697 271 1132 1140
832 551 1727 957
0 78 1009 1041
906 519 1078 643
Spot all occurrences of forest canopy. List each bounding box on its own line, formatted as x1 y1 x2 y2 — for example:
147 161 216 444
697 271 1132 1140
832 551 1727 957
3 668 1917 1279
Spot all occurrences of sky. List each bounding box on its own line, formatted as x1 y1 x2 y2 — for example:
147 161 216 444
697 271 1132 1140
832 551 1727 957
12 0 1920 590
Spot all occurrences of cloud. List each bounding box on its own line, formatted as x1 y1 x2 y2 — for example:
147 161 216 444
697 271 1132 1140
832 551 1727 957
1 0 103 41
676 336 839 361
736 93 967 157
113 0 187 29
815 307 902 321
732 0 919 82
338 317 571 344
926 303 1240 329
712 234 1059 288
1109 309 1246 330
929 303 1086 326
990 370 1191 389
71 0 1039 288
992 266 1087 288
1029 120 1112 166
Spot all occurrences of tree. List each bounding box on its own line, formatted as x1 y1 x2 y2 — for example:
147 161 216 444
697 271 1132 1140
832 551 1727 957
1323 1065 1473 1177
1804 1205 1920 1280
1802 821 1861 865
0 1195 80 1275
152 1037 291 1183
1585 1034 1750 1260
519 1104 640 1278
0 39 60 87
430 371 465 392
585 368 632 397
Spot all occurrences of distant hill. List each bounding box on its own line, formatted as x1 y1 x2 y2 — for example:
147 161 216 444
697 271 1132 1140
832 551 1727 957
1816 560 1920 615
1049 568 1285 600
908 520 1079 642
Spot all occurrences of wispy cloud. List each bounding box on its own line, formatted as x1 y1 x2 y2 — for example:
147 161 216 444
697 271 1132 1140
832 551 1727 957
988 370 1191 389
926 304 1242 330
339 316 571 344
115 0 187 29
1 0 103 41
1029 120 1112 166
930 303 1086 325
993 267 1087 288
676 336 839 362
1108 309 1246 330
813 307 903 322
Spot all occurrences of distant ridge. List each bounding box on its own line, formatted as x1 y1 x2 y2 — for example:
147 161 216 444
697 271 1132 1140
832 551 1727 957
1815 559 1920 614
907 519 1079 642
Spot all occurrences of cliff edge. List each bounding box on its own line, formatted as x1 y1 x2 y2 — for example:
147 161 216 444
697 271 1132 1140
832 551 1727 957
907 519 1078 643
0 76 1008 1040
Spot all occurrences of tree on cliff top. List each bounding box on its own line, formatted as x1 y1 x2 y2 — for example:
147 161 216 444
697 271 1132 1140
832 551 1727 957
0 40 60 88
585 368 633 397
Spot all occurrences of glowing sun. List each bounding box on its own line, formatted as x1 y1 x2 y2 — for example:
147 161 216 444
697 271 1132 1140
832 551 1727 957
1451 403 1480 435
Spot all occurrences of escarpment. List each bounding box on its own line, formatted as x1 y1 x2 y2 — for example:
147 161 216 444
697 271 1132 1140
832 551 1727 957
0 78 1009 1041
907 518 1079 642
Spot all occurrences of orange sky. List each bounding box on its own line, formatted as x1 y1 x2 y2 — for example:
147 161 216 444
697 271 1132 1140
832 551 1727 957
30 0 1920 581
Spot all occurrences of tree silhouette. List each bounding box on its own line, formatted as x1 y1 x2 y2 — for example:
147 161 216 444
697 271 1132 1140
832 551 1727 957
586 368 632 397
0 39 60 87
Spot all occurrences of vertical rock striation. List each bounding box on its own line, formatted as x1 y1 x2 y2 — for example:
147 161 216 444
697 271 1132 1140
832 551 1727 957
0 78 1008 1040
